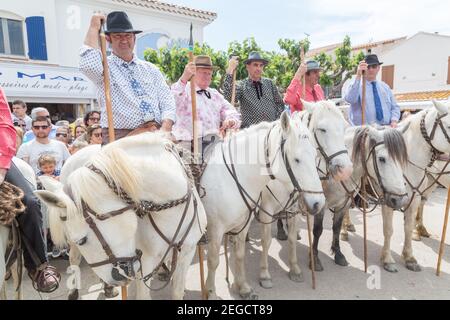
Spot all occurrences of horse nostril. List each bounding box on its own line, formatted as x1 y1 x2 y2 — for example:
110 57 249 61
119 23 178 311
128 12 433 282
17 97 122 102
391 198 397 206
313 202 320 213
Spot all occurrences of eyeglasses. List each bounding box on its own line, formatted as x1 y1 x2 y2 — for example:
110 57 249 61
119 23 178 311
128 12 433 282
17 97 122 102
56 133 68 137
89 117 100 122
93 132 102 138
33 125 49 130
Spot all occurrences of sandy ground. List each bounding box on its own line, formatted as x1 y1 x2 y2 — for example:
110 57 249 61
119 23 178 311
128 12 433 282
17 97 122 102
4 188 450 300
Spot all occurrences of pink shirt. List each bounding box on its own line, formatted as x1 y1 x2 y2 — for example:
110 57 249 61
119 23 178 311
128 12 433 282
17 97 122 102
171 80 241 141
0 87 17 169
284 78 325 113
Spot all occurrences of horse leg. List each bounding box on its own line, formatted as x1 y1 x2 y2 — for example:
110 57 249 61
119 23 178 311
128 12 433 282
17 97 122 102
380 205 397 273
332 209 349 267
413 198 431 241
344 210 356 232
67 244 82 300
205 228 222 300
276 219 288 241
259 223 273 289
229 228 257 300
403 204 422 272
310 209 325 271
171 243 197 300
287 215 305 281
340 209 350 241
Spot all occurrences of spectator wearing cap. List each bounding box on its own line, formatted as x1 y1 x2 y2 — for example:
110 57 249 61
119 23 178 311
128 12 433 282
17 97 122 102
23 107 57 143
344 54 400 127
284 60 325 112
223 51 285 128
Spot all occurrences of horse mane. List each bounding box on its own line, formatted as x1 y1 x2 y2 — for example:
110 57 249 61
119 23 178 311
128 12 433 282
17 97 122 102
352 126 408 168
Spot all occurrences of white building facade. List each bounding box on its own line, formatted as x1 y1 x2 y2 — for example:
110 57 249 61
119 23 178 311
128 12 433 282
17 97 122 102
0 0 216 121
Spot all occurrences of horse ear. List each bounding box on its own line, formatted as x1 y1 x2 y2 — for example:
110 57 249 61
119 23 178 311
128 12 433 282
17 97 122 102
432 99 448 115
38 175 63 192
301 99 314 113
396 122 410 134
34 190 67 209
367 126 383 142
280 110 291 134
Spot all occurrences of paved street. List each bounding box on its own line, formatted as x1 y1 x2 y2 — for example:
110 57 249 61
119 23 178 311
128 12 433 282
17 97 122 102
4 188 450 300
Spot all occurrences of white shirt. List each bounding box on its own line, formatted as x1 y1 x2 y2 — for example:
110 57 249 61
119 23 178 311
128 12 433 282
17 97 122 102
17 139 71 174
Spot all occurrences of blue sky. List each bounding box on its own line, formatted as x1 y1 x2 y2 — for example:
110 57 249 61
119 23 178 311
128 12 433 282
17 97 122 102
167 0 450 52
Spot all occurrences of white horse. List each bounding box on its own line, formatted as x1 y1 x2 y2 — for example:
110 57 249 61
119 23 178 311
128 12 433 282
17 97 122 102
202 111 326 299
258 100 354 288
0 157 36 300
379 100 450 272
36 133 207 299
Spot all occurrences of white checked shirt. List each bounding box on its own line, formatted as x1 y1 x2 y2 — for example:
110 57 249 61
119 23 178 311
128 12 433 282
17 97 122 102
79 45 176 129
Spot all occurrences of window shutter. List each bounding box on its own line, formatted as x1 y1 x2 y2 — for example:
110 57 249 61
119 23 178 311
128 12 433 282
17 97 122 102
25 16 47 60
382 65 395 89
447 56 450 85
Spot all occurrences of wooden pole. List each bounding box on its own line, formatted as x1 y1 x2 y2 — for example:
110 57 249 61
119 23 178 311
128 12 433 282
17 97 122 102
231 68 237 108
99 23 115 142
188 23 207 299
361 70 368 273
436 186 450 276
300 45 316 288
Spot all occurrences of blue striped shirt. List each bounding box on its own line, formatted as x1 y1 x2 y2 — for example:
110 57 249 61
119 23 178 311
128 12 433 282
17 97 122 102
344 78 400 126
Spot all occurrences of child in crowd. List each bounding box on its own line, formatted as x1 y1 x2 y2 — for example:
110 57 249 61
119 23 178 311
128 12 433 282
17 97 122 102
36 154 61 181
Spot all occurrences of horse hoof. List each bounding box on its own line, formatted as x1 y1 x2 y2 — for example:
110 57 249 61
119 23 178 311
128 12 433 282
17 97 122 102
417 226 431 238
104 286 119 298
68 289 79 300
207 291 218 300
241 290 258 300
405 261 422 272
277 229 288 241
288 270 304 283
383 263 398 273
346 224 356 232
334 253 349 267
340 233 349 242
309 257 324 271
259 278 273 289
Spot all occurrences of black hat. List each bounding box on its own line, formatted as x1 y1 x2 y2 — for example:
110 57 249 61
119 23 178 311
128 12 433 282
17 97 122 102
105 11 142 34
244 51 269 65
364 54 383 66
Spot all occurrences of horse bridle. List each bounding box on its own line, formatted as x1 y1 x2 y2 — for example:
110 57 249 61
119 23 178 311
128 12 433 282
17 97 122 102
221 122 324 235
63 185 143 281
302 112 349 180
62 143 200 286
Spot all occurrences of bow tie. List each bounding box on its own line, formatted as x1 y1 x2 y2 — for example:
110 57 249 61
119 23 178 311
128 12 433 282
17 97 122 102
252 81 263 100
196 89 211 99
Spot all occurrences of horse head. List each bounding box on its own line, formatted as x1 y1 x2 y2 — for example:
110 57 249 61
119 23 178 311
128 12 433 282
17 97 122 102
35 148 141 287
269 111 325 215
300 99 354 181
350 125 409 210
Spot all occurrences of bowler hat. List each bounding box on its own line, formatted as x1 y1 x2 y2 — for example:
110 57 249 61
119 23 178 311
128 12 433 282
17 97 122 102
105 11 142 34
244 51 269 65
364 54 383 66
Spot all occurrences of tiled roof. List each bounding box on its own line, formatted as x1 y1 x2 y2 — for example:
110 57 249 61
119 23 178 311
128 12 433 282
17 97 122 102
111 0 217 22
307 36 406 57
395 90 450 102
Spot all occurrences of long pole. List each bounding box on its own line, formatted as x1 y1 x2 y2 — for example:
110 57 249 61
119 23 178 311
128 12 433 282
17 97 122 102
361 69 368 273
436 187 450 276
231 67 237 108
301 45 315 289
99 22 115 142
189 23 207 299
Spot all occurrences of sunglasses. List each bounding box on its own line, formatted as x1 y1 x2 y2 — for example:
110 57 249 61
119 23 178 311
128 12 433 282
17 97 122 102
33 125 49 130
56 133 68 137
368 65 379 69
89 117 100 121
93 132 102 138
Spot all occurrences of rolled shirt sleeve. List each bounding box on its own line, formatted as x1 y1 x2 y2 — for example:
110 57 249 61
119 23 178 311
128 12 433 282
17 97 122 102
79 45 104 86
155 69 176 123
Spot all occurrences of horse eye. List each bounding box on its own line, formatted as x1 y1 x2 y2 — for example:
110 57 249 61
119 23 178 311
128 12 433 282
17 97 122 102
317 128 326 133
295 158 300 164
378 157 386 163
76 236 88 246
